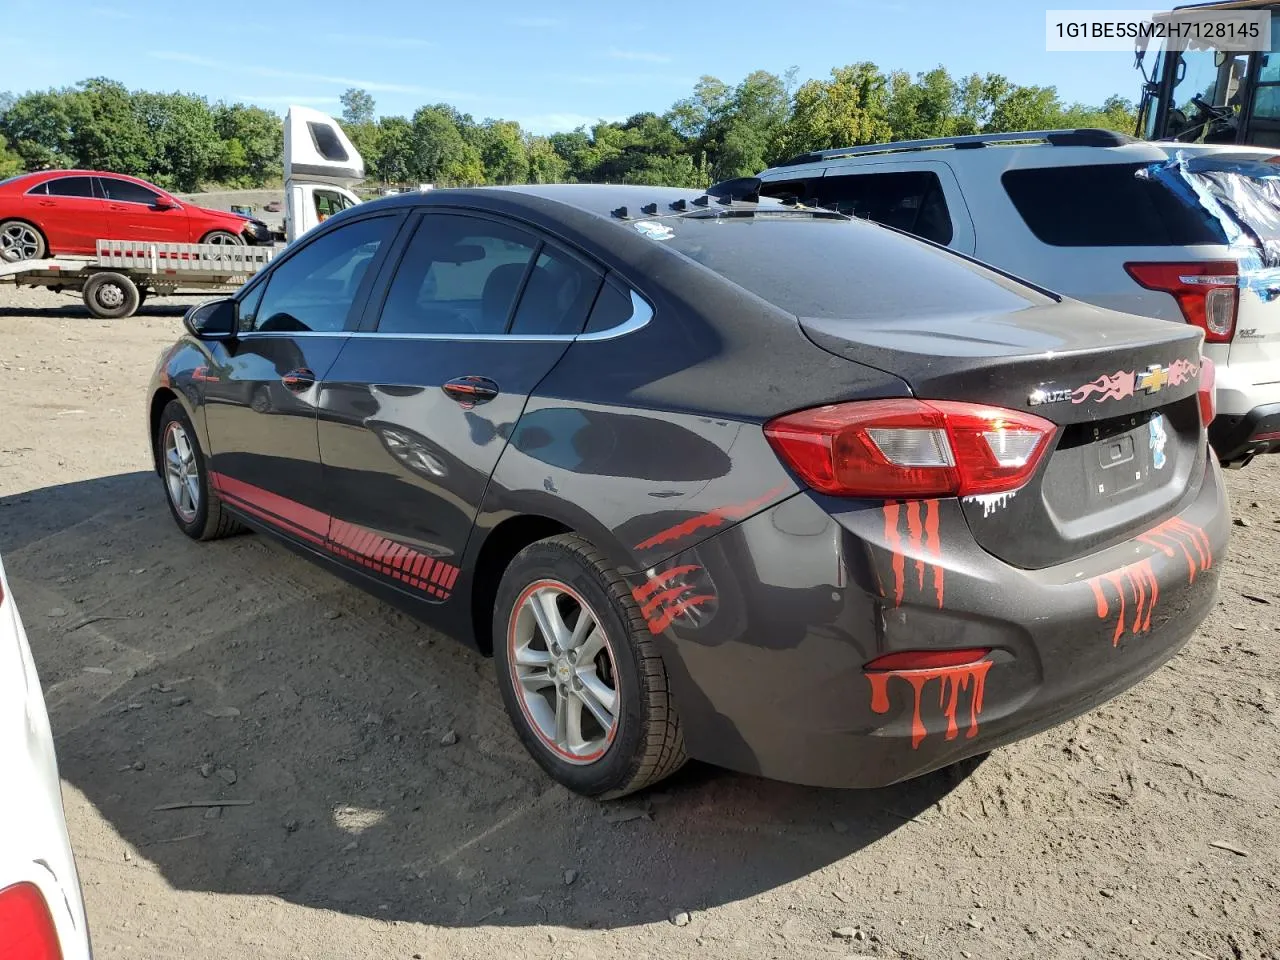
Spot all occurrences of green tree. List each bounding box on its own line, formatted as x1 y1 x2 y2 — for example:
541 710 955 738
478 119 528 184
0 132 22 176
340 88 376 126
548 128 593 181
777 63 893 157
526 135 569 183
703 70 792 180
0 89 79 169
70 78 150 174
211 103 282 185
131 91 221 191
372 115 412 183
987 84 1063 132
408 104 483 185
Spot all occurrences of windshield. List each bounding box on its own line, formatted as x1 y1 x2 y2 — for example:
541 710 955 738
655 214 1044 321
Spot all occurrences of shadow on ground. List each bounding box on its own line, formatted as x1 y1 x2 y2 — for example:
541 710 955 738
0 301 191 319
2 473 977 930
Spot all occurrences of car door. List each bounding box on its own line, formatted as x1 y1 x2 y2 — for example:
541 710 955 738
315 209 602 599
23 176 107 255
97 176 190 243
200 212 402 545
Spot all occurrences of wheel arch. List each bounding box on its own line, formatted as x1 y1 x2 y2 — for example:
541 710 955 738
467 513 573 656
148 386 204 476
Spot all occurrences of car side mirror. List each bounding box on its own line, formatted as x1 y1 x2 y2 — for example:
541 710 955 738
153 198 176 210
183 298 237 340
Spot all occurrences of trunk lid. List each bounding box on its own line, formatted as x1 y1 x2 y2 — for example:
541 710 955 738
800 301 1208 569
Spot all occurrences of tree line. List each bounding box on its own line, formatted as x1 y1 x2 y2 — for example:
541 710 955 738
0 68 1138 193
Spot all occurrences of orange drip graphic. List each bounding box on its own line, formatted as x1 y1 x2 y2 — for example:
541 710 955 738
867 659 993 749
1136 518 1213 584
882 500 944 608
1088 559 1159 646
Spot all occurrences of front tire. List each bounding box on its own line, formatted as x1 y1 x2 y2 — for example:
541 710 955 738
0 220 46 262
493 534 686 798
157 400 243 541
201 230 244 246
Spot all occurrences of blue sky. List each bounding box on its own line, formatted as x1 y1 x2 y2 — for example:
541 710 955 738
1 0 1153 133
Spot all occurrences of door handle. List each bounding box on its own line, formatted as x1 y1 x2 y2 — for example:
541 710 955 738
281 368 315 391
442 376 499 406
38 200 55 207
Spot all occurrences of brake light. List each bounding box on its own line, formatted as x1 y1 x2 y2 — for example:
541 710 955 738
763 399 1056 498
1198 355 1216 427
1124 261 1239 343
0 883 63 960
865 648 991 671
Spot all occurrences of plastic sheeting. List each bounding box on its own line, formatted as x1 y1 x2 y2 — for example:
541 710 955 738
1139 153 1280 299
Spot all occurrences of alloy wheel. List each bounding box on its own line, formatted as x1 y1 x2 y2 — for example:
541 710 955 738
162 421 201 523
0 223 41 262
508 580 619 764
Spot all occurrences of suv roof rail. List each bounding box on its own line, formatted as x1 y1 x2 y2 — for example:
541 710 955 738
774 128 1138 168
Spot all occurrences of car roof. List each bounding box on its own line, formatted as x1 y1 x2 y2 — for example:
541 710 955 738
761 133 1280 178
352 183 743 223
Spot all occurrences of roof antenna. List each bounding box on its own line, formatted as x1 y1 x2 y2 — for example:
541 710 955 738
692 195 710 207
670 198 688 211
611 206 630 219
641 202 658 215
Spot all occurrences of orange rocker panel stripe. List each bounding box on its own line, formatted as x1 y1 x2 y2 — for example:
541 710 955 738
211 472 459 599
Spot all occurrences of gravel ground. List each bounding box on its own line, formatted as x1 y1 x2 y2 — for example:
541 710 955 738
1 285 1278 960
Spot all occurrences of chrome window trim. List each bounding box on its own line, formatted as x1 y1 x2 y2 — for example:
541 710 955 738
238 291 653 343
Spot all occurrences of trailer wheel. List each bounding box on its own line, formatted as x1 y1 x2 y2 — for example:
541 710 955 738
83 272 141 319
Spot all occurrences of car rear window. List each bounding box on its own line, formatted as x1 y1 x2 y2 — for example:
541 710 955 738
657 214 1043 320
1002 163 1227 247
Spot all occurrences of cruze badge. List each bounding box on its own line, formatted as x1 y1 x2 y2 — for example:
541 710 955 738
1029 358 1197 407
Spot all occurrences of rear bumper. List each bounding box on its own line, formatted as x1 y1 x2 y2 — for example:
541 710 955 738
1209 402 1280 463
637 455 1228 789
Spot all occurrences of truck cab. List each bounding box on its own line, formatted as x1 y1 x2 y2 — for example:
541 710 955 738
1137 0 1280 147
283 105 364 243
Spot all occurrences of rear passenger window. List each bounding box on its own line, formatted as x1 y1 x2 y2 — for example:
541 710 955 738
43 176 97 199
1002 163 1227 246
760 178 819 204
379 214 539 335
815 171 953 245
508 246 600 336
249 216 394 333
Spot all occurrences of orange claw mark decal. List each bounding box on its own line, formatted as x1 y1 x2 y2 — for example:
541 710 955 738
631 565 715 634
882 500 944 609
1136 517 1212 584
867 659 993 749
633 485 789 551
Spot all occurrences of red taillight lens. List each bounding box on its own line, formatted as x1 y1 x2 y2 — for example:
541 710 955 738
0 883 63 960
1198 355 1217 427
865 648 991 671
1124 261 1239 343
764 399 1056 498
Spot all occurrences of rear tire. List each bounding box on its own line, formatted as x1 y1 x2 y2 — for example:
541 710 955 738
83 272 140 319
0 220 45 262
157 400 243 541
493 534 686 799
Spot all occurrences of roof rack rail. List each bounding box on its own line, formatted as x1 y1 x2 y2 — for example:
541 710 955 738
774 128 1137 168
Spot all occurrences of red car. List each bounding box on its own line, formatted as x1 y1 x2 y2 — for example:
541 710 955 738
0 170 272 263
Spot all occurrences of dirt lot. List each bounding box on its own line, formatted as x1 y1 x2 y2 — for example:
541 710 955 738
1 285 1278 960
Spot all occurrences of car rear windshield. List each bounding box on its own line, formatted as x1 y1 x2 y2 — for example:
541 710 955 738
657 214 1044 320
1002 163 1228 247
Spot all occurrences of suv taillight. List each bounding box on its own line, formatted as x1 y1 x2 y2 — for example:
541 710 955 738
1124 261 1238 343
1199 356 1217 427
0 883 63 960
763 399 1056 498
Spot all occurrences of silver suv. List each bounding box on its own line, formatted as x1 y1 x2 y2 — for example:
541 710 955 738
742 129 1280 467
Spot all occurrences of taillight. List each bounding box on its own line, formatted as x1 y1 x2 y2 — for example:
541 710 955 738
1198 355 1216 427
865 648 991 671
763 399 1056 498
0 883 63 960
1124 261 1238 343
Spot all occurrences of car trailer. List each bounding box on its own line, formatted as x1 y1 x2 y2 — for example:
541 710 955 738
0 240 274 319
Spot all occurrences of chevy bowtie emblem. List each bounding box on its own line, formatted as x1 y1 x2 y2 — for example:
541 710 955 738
1137 363 1170 395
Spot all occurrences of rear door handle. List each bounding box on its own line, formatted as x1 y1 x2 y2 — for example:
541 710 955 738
38 200 55 207
442 376 499 406
281 368 315 391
